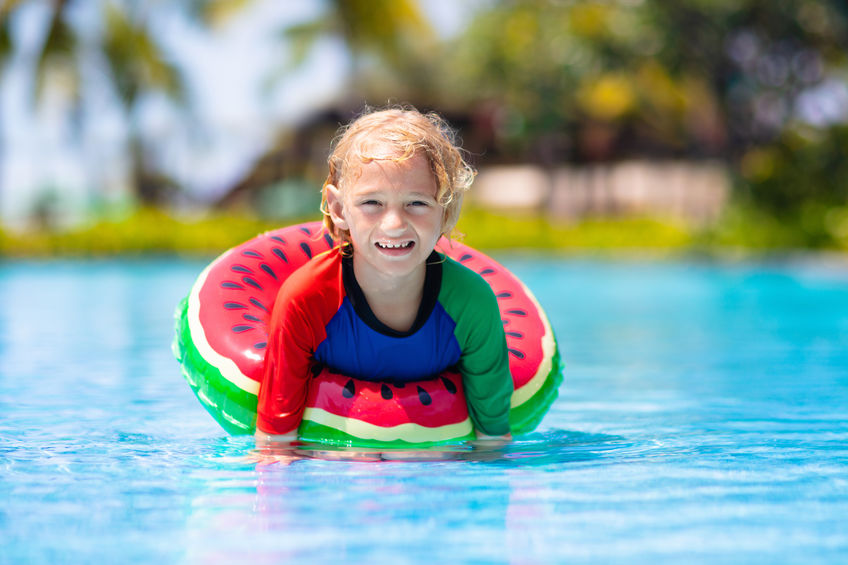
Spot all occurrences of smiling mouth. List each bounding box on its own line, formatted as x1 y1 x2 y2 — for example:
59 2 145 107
376 241 414 250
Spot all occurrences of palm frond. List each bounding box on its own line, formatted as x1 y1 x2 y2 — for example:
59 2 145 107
0 14 13 70
100 2 185 107
191 0 258 27
33 3 81 104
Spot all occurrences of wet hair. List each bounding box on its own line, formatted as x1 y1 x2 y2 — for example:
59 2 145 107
320 106 475 243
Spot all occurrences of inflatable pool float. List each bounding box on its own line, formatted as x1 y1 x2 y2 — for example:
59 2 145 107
173 222 562 446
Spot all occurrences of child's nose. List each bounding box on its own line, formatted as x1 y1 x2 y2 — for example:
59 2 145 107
381 207 406 232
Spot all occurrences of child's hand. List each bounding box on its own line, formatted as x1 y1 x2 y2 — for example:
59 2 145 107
247 447 301 466
251 429 301 466
462 432 511 462
255 429 298 444
473 432 512 445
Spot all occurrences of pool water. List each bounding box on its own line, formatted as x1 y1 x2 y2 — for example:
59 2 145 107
1 256 847 564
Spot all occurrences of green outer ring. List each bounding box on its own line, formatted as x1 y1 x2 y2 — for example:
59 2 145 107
509 342 563 435
174 297 258 434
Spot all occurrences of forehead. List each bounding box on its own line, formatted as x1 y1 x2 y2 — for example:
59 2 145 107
343 152 435 192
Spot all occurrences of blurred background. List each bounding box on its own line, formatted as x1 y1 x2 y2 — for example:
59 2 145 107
1 0 847 255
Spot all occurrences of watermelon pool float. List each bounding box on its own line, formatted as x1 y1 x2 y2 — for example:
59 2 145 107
173 222 562 446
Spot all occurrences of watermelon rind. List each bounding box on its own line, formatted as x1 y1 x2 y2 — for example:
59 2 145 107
298 417 475 448
508 282 564 435
510 344 563 434
174 297 258 434
185 252 260 396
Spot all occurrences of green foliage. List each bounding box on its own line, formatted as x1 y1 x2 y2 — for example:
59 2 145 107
0 208 288 258
702 200 848 251
445 0 848 207
739 125 848 213
456 207 693 253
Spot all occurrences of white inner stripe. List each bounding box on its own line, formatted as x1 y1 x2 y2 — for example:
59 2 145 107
510 282 557 408
303 407 473 443
187 249 261 396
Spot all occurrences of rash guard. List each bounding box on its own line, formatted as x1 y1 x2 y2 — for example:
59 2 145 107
256 246 513 437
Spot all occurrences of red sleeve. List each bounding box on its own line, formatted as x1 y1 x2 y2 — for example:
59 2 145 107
256 250 343 434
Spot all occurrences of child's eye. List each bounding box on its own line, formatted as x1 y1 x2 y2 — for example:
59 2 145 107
360 200 381 207
408 200 430 207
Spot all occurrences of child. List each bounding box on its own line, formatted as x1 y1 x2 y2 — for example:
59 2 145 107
255 107 513 444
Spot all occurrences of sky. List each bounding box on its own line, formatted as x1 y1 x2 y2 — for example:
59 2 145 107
0 0 479 228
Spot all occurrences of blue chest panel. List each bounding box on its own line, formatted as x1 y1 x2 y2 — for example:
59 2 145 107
314 298 461 382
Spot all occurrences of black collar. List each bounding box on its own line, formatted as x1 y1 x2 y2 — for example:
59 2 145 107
341 250 443 337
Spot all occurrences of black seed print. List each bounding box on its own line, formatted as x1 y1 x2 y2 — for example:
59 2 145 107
323 233 334 248
505 331 524 339
260 263 277 280
502 319 510 326
243 314 261 322
440 376 457 394
272 247 288 263
479 268 495 276
242 277 262 290
417 387 432 406
232 325 254 333
508 348 526 360
496 292 513 299
381 384 393 400
221 282 244 290
300 242 312 259
250 298 268 312
270 236 285 244
506 309 527 316
242 250 262 258
299 226 311 235
224 302 247 310
459 254 472 263
253 342 267 350
343 379 355 398
231 265 253 274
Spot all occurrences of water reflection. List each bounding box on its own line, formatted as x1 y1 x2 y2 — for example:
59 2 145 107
178 429 659 563
246 429 635 467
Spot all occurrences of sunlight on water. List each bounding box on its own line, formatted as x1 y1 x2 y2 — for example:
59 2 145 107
2 257 847 564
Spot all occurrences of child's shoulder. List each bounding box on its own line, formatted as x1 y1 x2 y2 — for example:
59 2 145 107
276 246 343 304
441 252 489 285
439 252 498 303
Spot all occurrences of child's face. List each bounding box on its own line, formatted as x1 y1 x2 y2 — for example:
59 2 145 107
326 152 444 282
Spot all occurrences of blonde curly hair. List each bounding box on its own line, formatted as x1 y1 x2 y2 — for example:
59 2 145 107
320 106 475 244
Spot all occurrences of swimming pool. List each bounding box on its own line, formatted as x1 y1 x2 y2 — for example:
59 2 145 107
2 256 846 564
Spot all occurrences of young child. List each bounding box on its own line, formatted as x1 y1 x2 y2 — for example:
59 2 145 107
255 107 513 444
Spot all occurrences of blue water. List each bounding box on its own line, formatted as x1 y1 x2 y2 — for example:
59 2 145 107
2 256 847 564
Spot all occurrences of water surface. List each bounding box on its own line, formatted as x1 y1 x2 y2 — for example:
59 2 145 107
1 256 847 564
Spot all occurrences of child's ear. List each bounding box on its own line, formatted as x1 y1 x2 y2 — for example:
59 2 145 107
325 184 349 231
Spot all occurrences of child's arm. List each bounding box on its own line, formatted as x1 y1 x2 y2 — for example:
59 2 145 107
255 297 315 437
458 312 514 437
255 251 341 439
441 258 514 437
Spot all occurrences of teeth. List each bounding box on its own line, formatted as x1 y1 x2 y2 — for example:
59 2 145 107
378 241 411 249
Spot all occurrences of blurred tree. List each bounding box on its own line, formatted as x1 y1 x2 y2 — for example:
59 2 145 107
0 0 23 218
444 0 848 230
272 0 439 105
0 0 187 207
